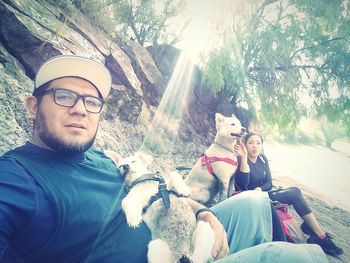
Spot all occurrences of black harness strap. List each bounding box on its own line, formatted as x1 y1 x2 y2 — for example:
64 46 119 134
125 172 162 193
125 172 185 213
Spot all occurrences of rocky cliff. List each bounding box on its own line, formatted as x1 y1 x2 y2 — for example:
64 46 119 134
0 0 229 160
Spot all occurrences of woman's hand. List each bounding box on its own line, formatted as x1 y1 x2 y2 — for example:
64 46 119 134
254 187 262 191
197 211 229 260
233 139 248 159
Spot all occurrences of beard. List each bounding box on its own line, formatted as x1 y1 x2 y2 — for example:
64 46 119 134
34 110 97 154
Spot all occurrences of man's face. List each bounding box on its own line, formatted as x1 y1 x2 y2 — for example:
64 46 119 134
29 77 102 153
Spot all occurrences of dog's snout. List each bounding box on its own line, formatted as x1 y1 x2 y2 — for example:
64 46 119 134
121 164 130 171
119 164 130 176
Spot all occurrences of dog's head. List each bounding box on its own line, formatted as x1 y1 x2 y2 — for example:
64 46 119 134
117 151 153 184
215 113 247 140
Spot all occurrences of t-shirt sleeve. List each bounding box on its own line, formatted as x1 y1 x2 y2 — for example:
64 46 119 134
0 157 37 259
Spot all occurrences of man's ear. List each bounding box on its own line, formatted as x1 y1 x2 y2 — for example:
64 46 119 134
26 96 38 120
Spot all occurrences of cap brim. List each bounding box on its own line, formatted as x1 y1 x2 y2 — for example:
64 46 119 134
35 55 111 99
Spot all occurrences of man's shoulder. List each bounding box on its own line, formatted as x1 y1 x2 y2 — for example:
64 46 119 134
0 155 33 183
86 148 109 161
86 149 118 170
2 142 31 158
0 155 24 170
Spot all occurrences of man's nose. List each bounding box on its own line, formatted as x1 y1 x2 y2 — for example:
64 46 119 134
69 98 87 115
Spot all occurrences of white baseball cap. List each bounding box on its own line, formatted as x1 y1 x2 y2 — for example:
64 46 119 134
34 55 112 99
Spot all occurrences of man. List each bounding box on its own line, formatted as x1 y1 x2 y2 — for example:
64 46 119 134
0 55 326 263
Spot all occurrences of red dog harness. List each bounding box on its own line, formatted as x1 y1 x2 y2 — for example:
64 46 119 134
201 154 238 176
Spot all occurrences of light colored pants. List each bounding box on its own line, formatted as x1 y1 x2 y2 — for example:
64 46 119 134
215 242 327 263
212 191 327 263
212 191 273 253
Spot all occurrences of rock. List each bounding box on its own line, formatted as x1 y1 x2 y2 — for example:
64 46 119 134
116 38 167 106
0 42 32 152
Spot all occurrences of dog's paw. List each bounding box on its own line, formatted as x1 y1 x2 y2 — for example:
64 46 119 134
177 184 191 197
126 212 143 228
122 199 143 228
168 171 191 197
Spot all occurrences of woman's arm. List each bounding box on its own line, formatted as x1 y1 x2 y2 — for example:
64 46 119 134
258 155 272 191
233 140 250 190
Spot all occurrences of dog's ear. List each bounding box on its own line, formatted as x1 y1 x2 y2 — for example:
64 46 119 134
215 113 225 129
135 151 153 165
215 113 225 123
104 150 122 166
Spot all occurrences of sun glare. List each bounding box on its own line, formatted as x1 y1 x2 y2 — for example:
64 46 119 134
173 0 241 63
140 52 195 155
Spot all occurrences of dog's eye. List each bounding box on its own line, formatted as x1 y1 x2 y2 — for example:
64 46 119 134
131 161 136 163
231 123 236 126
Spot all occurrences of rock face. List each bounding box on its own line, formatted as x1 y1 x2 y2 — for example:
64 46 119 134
0 0 247 157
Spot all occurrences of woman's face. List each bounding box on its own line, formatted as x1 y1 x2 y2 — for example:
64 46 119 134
245 134 263 158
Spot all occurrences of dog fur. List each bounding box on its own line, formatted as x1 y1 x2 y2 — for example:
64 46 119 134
106 151 215 263
185 113 246 206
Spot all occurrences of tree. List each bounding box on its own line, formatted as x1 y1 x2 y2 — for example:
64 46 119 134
111 0 185 46
201 0 350 135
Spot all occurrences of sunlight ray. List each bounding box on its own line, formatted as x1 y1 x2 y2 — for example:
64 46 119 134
140 52 195 155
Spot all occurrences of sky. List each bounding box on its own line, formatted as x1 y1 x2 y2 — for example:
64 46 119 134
173 0 239 63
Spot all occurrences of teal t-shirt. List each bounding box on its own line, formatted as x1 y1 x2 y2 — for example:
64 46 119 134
2 142 151 263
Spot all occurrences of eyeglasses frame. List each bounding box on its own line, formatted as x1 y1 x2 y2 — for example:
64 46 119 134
34 88 105 114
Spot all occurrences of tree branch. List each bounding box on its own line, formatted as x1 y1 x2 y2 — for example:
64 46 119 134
290 37 344 61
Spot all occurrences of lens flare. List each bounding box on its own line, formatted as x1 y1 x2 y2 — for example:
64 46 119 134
140 52 195 155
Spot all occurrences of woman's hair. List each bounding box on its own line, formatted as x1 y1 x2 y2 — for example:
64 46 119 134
243 132 263 144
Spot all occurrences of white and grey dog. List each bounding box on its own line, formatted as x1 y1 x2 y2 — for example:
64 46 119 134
185 113 246 206
106 151 215 263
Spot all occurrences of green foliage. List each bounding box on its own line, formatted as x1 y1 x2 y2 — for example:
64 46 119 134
41 0 116 34
73 0 118 32
111 0 185 46
41 0 184 44
44 0 77 14
200 0 350 136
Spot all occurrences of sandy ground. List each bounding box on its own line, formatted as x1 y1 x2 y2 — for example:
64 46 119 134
265 140 350 212
264 141 350 262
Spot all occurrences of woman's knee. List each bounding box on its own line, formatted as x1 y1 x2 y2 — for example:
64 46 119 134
287 187 304 199
288 186 301 194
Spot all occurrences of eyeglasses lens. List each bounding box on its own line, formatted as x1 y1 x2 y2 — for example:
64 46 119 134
54 89 103 113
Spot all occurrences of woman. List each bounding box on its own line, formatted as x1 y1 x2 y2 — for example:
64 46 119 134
233 132 343 256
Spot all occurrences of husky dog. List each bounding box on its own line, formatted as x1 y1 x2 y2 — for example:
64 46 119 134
106 151 215 263
185 113 246 206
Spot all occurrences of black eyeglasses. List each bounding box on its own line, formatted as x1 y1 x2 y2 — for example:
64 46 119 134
35 88 105 113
